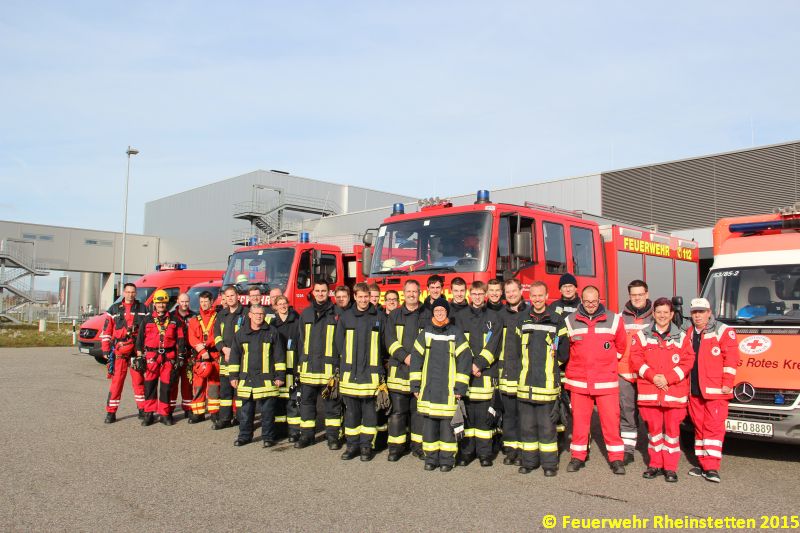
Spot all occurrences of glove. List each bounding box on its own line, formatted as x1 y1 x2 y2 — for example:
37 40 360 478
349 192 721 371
321 369 340 401
131 356 146 373
549 398 561 425
375 382 391 412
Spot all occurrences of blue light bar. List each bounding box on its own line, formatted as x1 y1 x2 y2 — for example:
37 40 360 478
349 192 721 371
476 190 490 204
729 220 786 233
299 231 310 243
392 203 405 215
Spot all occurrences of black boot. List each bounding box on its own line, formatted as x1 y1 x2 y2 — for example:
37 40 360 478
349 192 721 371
141 413 155 426
340 448 359 460
294 436 313 449
104 412 116 424
137 409 145 420
160 414 175 426
360 448 374 462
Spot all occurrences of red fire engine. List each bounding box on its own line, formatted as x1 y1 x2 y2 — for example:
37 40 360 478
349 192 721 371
361 191 699 311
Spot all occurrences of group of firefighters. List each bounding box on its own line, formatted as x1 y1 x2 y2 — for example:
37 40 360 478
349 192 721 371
101 272 738 482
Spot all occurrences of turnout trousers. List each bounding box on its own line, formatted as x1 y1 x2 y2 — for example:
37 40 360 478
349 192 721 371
518 401 558 469
190 362 219 416
387 392 423 454
619 378 639 454
342 396 377 451
569 391 625 462
422 416 457 467
142 351 176 417
105 356 145 413
639 405 685 472
688 395 728 471
299 383 342 442
500 393 520 456
461 399 494 460
237 396 278 443
169 364 193 415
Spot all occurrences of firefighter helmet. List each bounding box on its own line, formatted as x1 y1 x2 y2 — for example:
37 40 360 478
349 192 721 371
152 289 170 304
193 361 212 379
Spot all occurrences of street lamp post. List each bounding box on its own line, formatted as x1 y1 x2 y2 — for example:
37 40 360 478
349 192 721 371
119 146 139 295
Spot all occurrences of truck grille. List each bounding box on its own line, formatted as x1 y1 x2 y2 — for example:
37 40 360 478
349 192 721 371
733 385 799 407
728 409 790 422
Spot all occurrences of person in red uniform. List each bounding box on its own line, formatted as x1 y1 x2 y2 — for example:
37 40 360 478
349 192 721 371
137 289 184 426
170 293 195 419
102 282 149 423
563 285 628 475
187 291 219 423
630 297 693 482
686 297 738 483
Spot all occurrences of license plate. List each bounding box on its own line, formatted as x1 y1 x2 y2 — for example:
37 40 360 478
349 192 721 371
79 347 90 354
725 418 773 437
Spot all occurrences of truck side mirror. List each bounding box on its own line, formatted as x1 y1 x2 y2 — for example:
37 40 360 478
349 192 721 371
513 232 533 261
362 247 372 277
672 296 683 306
362 232 374 247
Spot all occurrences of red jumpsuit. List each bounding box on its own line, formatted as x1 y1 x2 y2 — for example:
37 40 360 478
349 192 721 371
170 309 195 415
687 321 738 471
630 324 693 472
563 304 628 462
136 311 184 416
101 300 149 413
187 308 220 416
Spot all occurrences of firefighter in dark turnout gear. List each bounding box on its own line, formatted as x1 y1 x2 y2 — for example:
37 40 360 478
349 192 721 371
410 297 472 472
295 282 342 449
336 283 386 461
496 278 530 464
272 295 302 441
455 281 503 467
213 286 246 430
448 277 470 323
102 283 148 423
229 304 286 447
384 279 424 461
136 290 185 426
515 281 570 476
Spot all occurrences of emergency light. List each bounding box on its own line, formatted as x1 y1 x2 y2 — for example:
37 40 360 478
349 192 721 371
156 262 187 271
299 232 310 243
248 236 258 246
775 392 785 406
475 190 491 204
392 203 405 215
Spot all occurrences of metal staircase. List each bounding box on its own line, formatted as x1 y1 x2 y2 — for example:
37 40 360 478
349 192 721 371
232 188 340 246
0 239 49 323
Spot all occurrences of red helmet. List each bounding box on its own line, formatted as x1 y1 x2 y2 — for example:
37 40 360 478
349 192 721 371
193 361 212 379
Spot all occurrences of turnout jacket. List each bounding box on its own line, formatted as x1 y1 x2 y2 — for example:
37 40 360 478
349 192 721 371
516 309 570 403
229 322 286 399
546 295 580 318
213 305 246 377
335 304 386 397
101 300 149 355
410 322 472 418
497 301 531 395
455 305 503 401
619 300 653 382
687 319 739 400
630 323 693 408
298 300 339 385
385 304 424 393
136 311 184 357
273 308 301 396
563 304 627 395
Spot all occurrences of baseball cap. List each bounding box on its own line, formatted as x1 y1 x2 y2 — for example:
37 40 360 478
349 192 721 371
690 298 711 311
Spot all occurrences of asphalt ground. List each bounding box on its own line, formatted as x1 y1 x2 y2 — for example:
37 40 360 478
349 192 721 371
1 347 798 532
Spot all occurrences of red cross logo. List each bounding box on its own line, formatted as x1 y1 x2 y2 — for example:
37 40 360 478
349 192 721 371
746 338 763 351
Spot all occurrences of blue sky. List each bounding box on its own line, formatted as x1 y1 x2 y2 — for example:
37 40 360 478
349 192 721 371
2 0 799 237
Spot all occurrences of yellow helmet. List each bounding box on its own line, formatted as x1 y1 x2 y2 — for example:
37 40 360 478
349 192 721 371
152 289 169 304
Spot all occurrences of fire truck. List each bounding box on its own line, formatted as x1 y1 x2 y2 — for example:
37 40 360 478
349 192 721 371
222 232 365 312
78 263 223 363
361 191 699 312
700 204 800 444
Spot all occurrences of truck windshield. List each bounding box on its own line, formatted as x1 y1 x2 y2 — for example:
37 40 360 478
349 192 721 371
370 212 492 275
223 248 295 291
702 265 800 324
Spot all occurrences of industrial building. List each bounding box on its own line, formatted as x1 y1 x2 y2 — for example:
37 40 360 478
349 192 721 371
3 140 799 320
